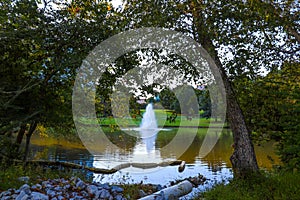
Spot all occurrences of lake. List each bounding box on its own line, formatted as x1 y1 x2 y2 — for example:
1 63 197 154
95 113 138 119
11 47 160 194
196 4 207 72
28 127 280 190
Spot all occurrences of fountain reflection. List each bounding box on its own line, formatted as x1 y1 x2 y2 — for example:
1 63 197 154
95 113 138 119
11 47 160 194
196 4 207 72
131 104 161 163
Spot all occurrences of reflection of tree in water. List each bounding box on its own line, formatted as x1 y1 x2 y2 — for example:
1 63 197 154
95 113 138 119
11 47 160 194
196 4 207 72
29 144 94 168
155 130 177 148
178 135 201 163
103 129 137 151
201 131 233 173
157 129 232 165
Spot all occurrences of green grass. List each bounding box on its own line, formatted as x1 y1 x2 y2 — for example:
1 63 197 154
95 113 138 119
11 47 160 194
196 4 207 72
88 109 227 127
196 171 300 200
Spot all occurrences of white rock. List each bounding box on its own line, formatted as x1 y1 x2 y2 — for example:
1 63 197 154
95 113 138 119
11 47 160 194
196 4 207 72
0 191 11 197
31 191 49 200
86 185 98 195
99 189 111 199
16 190 26 200
76 180 86 189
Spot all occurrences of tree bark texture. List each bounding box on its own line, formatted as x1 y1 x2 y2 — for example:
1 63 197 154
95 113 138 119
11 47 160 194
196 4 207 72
23 121 37 162
191 2 259 176
207 41 259 176
16 124 26 145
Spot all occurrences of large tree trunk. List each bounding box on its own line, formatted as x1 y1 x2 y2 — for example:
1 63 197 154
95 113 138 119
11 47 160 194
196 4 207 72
206 44 259 175
16 124 26 145
191 2 259 176
207 42 259 176
23 121 37 162
15 124 27 154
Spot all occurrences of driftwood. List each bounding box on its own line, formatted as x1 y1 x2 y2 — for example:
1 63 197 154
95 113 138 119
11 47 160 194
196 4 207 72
25 160 184 174
1 154 185 174
139 180 193 200
139 174 207 200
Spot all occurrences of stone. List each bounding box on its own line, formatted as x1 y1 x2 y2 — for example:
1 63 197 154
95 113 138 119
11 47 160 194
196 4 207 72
63 184 71 190
56 191 63 196
16 190 29 200
54 186 62 191
114 194 123 200
111 186 124 193
94 189 101 199
139 189 147 197
20 194 30 200
31 185 38 190
31 191 49 200
73 195 83 200
17 177 30 183
16 190 26 200
80 191 89 197
57 195 64 200
42 181 49 187
0 191 11 197
76 180 86 189
46 189 56 197
19 184 31 195
32 183 42 190
0 177 135 200
155 184 163 191
86 185 98 196
46 184 53 189
99 183 110 190
99 189 111 199
71 192 78 198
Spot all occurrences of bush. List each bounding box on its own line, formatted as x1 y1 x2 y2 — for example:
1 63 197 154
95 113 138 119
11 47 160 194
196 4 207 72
199 171 300 200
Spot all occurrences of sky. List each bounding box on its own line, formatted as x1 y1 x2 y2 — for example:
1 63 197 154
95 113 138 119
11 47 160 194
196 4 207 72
111 0 123 8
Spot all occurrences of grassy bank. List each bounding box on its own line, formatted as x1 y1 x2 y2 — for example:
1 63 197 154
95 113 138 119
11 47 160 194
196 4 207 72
89 109 227 127
197 171 300 200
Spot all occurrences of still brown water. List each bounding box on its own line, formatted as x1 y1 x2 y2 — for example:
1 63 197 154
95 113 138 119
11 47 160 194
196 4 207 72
29 128 280 187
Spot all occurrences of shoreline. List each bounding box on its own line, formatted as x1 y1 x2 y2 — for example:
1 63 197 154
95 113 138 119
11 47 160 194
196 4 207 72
0 175 207 200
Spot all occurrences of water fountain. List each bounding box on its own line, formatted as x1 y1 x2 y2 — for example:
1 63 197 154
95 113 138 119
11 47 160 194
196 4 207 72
139 103 159 153
140 104 158 133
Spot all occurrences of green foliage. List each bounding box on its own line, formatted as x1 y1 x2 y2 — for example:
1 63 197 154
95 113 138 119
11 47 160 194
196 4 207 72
0 0 122 164
200 171 300 200
198 90 212 119
0 0 115 133
0 135 21 161
236 62 300 170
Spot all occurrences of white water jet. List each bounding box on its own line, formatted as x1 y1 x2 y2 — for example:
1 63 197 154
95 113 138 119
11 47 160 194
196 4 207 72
139 104 159 153
140 103 158 131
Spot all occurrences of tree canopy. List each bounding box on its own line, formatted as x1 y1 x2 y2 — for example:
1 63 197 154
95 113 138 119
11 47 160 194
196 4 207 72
0 0 299 174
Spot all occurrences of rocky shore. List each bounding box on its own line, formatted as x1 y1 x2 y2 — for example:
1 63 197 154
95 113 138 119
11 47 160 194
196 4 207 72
0 177 167 200
0 174 206 200
1 177 130 200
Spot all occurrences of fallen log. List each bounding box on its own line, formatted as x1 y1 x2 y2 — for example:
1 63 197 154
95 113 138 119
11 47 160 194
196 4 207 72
138 174 207 199
25 160 118 174
0 154 184 174
138 180 193 200
26 160 184 174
